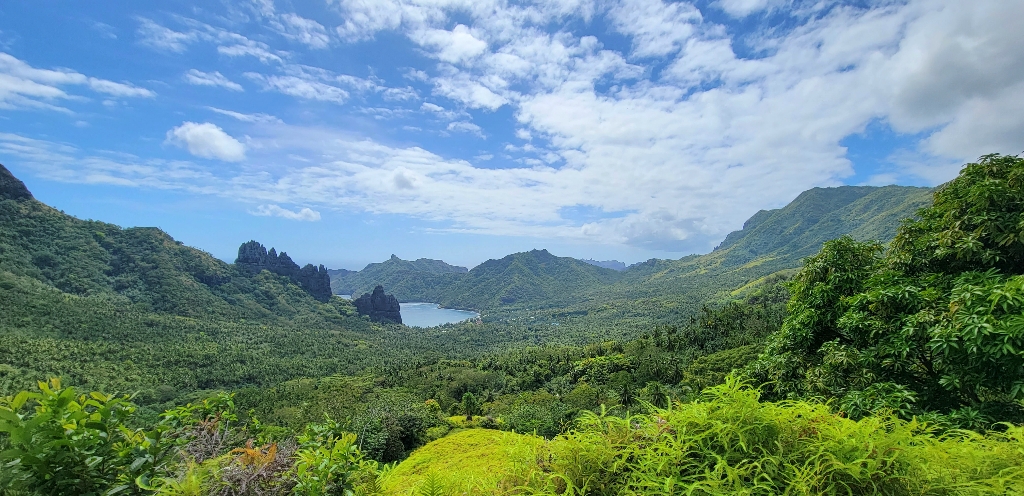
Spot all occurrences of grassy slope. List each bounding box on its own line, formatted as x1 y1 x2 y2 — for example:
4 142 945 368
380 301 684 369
381 429 544 495
384 383 1024 495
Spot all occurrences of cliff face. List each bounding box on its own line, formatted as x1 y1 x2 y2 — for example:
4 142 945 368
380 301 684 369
0 164 34 201
235 240 332 302
353 285 402 324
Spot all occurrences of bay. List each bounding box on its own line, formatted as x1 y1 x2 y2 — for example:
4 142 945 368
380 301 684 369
400 302 479 328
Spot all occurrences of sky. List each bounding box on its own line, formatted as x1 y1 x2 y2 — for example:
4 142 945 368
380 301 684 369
1 0 1022 270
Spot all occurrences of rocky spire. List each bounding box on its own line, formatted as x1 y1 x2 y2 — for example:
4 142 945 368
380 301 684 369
235 240 332 302
353 285 402 324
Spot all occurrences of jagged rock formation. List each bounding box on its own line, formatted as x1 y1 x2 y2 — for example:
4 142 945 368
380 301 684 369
235 240 332 302
0 163 34 201
353 285 402 324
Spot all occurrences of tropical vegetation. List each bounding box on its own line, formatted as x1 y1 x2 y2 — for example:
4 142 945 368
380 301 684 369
2 156 1023 494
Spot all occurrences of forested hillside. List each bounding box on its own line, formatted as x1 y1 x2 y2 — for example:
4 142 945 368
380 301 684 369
330 255 468 301
4 158 1023 495
0 164 391 402
333 185 931 314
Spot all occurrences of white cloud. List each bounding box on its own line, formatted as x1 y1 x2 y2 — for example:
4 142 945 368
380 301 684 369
165 122 246 162
206 107 282 123
11 0 1024 254
421 101 466 120
411 24 488 63
332 0 406 41
382 86 418 101
138 17 286 63
272 13 331 49
137 18 196 52
610 0 702 57
447 121 484 137
432 72 507 110
885 1 1024 150
218 43 283 63
185 69 244 91
246 73 349 103
0 52 153 111
86 78 154 97
252 204 321 221
92 22 118 40
715 0 777 18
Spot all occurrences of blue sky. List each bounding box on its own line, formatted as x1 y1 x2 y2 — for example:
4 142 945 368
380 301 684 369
1 0 1021 269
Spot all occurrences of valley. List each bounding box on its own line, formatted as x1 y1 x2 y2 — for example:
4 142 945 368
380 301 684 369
2 157 1023 495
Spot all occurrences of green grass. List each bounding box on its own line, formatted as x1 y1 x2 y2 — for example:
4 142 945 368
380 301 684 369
381 429 545 495
385 379 1024 495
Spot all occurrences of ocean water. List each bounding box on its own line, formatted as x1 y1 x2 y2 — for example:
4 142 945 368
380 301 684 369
400 302 479 328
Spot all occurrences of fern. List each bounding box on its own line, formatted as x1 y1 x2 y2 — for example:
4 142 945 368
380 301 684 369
416 473 451 496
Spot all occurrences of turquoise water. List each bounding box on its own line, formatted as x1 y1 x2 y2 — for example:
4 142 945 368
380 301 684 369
400 302 479 328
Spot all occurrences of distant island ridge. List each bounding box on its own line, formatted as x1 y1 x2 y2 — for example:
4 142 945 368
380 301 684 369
579 259 627 271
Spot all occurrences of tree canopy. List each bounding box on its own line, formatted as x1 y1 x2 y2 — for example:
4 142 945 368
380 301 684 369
749 154 1024 426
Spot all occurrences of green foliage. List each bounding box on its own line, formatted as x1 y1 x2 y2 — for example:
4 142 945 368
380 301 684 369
0 379 176 495
678 344 762 394
750 155 1024 424
293 428 372 496
460 392 480 420
330 256 467 302
385 379 1024 495
541 379 1024 495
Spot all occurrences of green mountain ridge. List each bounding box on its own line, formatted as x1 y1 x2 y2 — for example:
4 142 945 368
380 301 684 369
431 249 624 310
330 254 469 301
334 185 932 312
602 184 933 300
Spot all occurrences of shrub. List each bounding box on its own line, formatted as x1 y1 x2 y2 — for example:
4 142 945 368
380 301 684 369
0 378 177 495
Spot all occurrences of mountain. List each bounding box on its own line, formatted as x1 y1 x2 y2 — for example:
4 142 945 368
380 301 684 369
432 249 624 310
580 259 627 271
329 255 469 301
712 185 933 266
602 185 933 301
336 185 932 313
0 178 335 319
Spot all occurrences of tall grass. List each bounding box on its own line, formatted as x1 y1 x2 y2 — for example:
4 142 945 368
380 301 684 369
533 377 1023 495
391 378 1024 495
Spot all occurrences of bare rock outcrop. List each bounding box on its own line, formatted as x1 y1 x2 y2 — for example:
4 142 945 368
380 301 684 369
235 240 332 302
353 285 402 324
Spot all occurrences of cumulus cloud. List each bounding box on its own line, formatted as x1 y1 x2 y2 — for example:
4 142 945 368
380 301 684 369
431 72 507 110
332 0 406 41
252 204 321 221
411 24 488 63
610 0 702 57
185 69 244 91
165 122 246 162
13 0 1024 254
